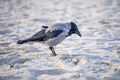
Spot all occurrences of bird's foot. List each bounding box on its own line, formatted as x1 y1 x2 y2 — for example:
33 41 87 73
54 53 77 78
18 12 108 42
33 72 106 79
51 53 57 56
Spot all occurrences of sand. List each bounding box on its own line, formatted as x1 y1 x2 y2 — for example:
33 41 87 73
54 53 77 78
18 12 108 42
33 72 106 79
0 0 120 80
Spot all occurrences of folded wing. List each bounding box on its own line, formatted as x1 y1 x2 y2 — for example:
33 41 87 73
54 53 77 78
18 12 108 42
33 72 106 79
29 29 63 41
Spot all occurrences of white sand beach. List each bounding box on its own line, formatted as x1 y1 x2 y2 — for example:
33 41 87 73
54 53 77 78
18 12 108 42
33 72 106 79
0 0 120 80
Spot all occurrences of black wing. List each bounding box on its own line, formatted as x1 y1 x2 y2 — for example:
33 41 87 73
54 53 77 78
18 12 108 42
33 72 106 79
29 29 63 41
46 30 63 38
29 29 47 41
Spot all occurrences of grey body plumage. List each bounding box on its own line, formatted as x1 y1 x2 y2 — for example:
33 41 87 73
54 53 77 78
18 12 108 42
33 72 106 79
17 22 81 56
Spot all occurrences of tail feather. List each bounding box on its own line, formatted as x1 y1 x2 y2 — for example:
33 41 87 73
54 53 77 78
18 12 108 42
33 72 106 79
17 39 29 44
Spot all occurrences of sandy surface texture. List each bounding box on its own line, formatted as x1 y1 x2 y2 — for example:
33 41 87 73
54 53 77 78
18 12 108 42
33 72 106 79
0 0 120 80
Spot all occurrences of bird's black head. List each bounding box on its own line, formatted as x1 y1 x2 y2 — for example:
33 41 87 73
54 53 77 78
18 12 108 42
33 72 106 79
69 22 82 37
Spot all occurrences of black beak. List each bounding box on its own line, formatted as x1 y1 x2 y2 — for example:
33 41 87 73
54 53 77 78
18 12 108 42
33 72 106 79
76 31 82 37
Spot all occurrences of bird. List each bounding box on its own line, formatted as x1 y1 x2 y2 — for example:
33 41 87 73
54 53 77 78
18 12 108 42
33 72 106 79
17 22 82 56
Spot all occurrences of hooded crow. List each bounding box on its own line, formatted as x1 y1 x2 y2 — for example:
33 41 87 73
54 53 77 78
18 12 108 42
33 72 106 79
17 22 82 56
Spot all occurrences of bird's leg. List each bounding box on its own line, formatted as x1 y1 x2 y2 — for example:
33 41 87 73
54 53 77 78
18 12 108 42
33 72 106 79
49 47 57 56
